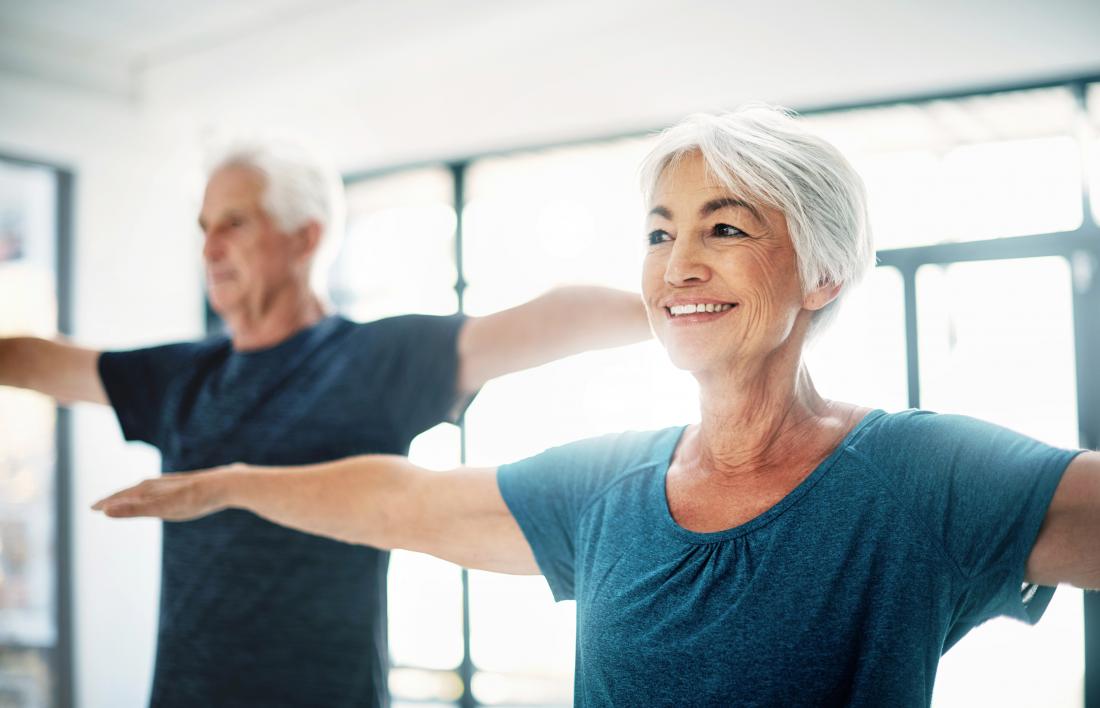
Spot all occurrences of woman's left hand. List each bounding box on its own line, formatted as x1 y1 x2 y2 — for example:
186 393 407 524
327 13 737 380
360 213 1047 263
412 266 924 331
92 467 235 521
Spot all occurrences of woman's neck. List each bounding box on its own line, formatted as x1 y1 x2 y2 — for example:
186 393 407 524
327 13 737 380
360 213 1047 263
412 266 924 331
689 343 843 482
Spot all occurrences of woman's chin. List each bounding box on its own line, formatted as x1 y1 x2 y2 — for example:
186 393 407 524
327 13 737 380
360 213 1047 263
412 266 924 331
662 343 724 375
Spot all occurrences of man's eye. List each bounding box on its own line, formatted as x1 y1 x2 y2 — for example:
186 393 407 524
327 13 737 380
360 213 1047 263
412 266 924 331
647 229 671 246
713 223 745 238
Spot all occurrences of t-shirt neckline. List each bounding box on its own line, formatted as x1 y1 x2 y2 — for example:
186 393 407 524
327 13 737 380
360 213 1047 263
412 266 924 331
229 314 344 359
654 408 887 544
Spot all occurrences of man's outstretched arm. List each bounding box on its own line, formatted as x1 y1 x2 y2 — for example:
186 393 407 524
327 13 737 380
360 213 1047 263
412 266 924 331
457 285 650 394
92 456 538 575
0 337 108 405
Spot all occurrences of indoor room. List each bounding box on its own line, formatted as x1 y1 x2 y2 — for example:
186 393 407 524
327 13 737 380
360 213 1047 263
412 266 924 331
2 1 1100 706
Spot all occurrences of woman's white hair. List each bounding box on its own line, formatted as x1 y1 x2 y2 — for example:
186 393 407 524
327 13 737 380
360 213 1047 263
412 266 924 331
210 140 346 295
640 104 874 335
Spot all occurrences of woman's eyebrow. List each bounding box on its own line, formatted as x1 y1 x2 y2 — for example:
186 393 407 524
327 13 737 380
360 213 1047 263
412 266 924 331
647 198 762 222
700 197 762 221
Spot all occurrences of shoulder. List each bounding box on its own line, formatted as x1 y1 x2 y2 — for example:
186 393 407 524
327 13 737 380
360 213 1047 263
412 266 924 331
497 427 682 529
848 408 1077 484
852 408 1044 454
355 313 466 344
101 335 227 371
500 427 682 485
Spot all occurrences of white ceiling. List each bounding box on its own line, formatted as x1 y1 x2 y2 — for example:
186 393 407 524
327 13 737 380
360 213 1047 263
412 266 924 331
3 0 1100 102
2 0 1100 168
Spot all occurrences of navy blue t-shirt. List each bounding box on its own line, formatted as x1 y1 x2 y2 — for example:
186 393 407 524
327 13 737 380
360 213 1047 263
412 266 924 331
98 314 467 708
498 409 1081 707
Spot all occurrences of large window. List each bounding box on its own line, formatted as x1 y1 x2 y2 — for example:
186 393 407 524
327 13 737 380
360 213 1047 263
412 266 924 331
340 77 1100 707
0 157 71 708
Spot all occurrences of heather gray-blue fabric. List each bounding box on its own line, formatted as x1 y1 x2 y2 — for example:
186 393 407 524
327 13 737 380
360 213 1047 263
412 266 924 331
497 409 1081 707
98 314 465 708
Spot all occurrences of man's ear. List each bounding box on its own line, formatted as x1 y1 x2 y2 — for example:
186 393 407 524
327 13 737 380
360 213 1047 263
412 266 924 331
803 281 842 311
294 221 323 261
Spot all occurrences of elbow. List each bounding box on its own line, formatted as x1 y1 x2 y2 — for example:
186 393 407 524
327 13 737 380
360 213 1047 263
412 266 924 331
347 460 424 552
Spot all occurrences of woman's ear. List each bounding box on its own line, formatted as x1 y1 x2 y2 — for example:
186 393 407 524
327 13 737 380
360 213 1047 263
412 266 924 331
803 281 842 311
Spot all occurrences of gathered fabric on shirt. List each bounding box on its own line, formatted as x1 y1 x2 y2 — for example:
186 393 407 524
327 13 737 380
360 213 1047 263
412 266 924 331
498 409 1081 707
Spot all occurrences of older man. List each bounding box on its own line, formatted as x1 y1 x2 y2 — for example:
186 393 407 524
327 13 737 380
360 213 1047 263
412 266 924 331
0 143 649 707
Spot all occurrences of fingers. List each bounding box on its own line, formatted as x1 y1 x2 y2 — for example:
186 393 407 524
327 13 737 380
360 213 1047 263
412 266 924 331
91 484 141 511
91 482 162 518
91 472 224 521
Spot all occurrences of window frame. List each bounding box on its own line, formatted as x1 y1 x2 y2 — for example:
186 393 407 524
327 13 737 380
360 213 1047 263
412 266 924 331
0 151 75 708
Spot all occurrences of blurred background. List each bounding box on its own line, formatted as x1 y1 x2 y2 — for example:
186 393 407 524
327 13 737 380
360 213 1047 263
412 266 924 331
1 0 1100 706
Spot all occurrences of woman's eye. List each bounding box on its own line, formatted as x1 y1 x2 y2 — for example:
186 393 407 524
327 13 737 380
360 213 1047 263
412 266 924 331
713 223 745 238
647 229 671 246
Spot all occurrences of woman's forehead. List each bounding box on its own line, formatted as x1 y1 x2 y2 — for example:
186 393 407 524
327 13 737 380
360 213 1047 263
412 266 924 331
651 162 759 215
651 153 746 203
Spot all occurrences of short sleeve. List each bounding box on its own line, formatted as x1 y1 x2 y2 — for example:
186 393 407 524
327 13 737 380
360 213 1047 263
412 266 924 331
369 314 467 441
868 411 1081 632
98 341 211 447
497 430 675 601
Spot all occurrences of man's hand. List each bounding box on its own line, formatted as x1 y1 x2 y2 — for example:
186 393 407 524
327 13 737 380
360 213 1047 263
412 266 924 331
92 467 234 521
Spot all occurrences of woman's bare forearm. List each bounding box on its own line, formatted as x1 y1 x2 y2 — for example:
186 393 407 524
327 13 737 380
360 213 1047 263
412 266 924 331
93 456 538 573
219 455 416 548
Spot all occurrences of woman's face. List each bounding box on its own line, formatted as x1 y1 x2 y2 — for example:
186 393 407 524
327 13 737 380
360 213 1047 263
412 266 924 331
642 151 827 375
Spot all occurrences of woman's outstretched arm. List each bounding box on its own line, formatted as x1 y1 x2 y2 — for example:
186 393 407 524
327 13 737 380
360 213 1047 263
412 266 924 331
93 457 539 575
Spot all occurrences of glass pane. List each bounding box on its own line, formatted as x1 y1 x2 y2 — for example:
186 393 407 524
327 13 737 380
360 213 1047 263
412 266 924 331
805 88 1083 249
917 258 1078 446
388 667 462 703
0 160 59 708
462 137 698 703
463 136 697 464
462 136 657 314
468 572 573 705
1088 82 1100 227
388 425 464 678
940 136 1081 241
805 266 908 411
916 257 1082 708
334 168 458 321
472 669 572 706
0 648 52 708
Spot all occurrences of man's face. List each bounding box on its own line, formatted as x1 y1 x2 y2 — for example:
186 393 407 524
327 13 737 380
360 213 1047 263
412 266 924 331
198 166 304 317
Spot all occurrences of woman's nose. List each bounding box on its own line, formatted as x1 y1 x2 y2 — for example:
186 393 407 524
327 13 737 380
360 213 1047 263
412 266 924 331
664 237 710 286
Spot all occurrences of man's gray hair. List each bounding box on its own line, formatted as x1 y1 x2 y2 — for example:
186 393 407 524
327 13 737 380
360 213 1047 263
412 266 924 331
639 105 874 335
211 141 346 294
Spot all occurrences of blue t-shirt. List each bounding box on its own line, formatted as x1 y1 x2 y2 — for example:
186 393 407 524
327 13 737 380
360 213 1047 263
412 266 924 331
497 409 1081 707
98 313 466 708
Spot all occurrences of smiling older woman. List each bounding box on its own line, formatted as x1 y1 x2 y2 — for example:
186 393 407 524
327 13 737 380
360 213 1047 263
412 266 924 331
94 106 1098 706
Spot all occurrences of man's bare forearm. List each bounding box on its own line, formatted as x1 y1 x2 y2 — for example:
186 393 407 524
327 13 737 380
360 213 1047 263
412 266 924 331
0 336 108 404
458 285 651 391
